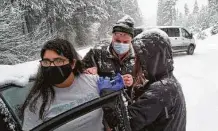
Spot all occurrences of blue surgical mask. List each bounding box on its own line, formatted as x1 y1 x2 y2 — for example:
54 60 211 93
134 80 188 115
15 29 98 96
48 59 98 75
113 42 130 55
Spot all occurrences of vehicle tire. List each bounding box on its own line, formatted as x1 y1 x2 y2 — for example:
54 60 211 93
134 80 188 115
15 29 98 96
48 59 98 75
187 45 195 55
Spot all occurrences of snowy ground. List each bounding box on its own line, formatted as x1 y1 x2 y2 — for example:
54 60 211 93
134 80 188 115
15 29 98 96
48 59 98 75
0 34 218 130
174 34 218 131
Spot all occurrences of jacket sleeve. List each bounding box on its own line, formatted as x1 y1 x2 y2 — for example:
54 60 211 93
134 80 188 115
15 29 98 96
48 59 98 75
128 83 172 131
82 49 98 69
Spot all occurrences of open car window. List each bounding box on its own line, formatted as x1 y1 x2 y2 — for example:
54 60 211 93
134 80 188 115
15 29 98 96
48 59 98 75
0 82 34 126
160 28 180 37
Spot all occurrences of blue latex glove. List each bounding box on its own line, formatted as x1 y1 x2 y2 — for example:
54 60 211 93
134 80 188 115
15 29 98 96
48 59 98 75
97 73 124 93
111 73 124 89
97 77 112 92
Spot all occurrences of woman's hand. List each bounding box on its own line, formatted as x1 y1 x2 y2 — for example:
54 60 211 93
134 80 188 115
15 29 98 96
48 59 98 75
84 67 98 75
122 74 133 87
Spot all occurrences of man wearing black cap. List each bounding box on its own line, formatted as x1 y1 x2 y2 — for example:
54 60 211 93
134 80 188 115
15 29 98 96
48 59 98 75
83 15 135 87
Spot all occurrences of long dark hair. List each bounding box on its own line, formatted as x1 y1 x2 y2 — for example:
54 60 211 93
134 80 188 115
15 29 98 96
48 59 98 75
21 38 83 120
133 53 149 87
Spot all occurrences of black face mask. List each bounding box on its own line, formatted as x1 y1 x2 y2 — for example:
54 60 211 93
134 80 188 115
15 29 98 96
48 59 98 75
42 64 73 85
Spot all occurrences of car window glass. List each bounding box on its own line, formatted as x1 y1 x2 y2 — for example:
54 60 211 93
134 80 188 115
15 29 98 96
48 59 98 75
160 28 180 37
182 28 191 38
0 82 34 125
53 108 103 131
185 29 190 38
181 29 186 38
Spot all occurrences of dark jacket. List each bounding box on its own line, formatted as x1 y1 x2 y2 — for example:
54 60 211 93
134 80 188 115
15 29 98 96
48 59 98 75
128 29 186 131
102 29 186 131
82 41 135 77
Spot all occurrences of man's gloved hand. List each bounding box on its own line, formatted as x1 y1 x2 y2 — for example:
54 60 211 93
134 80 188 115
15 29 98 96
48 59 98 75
97 73 124 94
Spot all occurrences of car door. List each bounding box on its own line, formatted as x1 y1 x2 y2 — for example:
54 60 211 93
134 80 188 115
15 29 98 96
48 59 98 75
181 28 192 49
0 83 131 131
160 28 182 51
31 90 131 131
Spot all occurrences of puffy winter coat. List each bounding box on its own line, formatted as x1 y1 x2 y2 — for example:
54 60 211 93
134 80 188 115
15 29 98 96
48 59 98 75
82 41 135 78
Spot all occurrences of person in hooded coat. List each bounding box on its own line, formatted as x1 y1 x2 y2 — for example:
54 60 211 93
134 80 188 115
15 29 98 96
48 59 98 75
101 29 187 131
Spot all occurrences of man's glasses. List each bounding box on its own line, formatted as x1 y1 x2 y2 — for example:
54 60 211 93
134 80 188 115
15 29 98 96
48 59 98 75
40 58 69 67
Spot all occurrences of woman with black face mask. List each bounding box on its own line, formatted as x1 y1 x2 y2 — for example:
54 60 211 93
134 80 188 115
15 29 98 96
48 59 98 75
21 38 114 131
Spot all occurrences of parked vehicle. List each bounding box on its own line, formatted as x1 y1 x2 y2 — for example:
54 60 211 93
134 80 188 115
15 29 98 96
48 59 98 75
134 26 196 55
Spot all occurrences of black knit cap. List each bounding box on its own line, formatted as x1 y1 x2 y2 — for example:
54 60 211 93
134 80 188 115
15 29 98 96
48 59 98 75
112 15 135 37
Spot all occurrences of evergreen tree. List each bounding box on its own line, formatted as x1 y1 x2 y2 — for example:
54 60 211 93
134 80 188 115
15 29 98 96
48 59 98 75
208 0 218 26
184 3 190 16
157 0 177 26
157 0 164 25
193 0 199 14
0 0 142 64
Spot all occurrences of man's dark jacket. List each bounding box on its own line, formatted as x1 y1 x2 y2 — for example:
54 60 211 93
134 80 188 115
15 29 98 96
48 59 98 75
82 41 135 77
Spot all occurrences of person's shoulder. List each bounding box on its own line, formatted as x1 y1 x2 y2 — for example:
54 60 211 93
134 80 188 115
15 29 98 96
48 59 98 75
94 39 111 50
79 73 99 84
86 48 105 55
77 74 99 91
148 77 180 96
150 78 171 90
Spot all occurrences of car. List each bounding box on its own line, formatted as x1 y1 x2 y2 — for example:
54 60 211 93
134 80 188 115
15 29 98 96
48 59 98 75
0 74 131 131
134 26 196 55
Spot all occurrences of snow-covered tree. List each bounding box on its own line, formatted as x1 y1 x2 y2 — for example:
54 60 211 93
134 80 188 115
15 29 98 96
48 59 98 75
208 0 218 26
184 3 190 16
0 1 29 64
197 5 210 30
174 0 217 34
157 0 177 26
174 12 184 26
208 0 218 13
0 0 142 64
193 0 199 14
157 0 164 26
98 0 142 39
121 0 143 26
172 6 177 25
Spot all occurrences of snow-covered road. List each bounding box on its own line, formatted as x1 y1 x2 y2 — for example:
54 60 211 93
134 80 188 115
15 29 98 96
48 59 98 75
174 34 218 131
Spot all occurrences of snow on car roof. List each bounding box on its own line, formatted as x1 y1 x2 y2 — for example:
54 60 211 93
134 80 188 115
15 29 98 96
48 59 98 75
134 28 169 41
0 47 92 87
0 61 39 87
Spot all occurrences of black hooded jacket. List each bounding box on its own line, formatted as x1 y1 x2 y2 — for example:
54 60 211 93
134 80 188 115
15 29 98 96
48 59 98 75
102 29 186 131
128 29 186 131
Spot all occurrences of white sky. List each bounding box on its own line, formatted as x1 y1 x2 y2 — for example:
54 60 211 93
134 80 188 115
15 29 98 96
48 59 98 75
137 0 208 26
